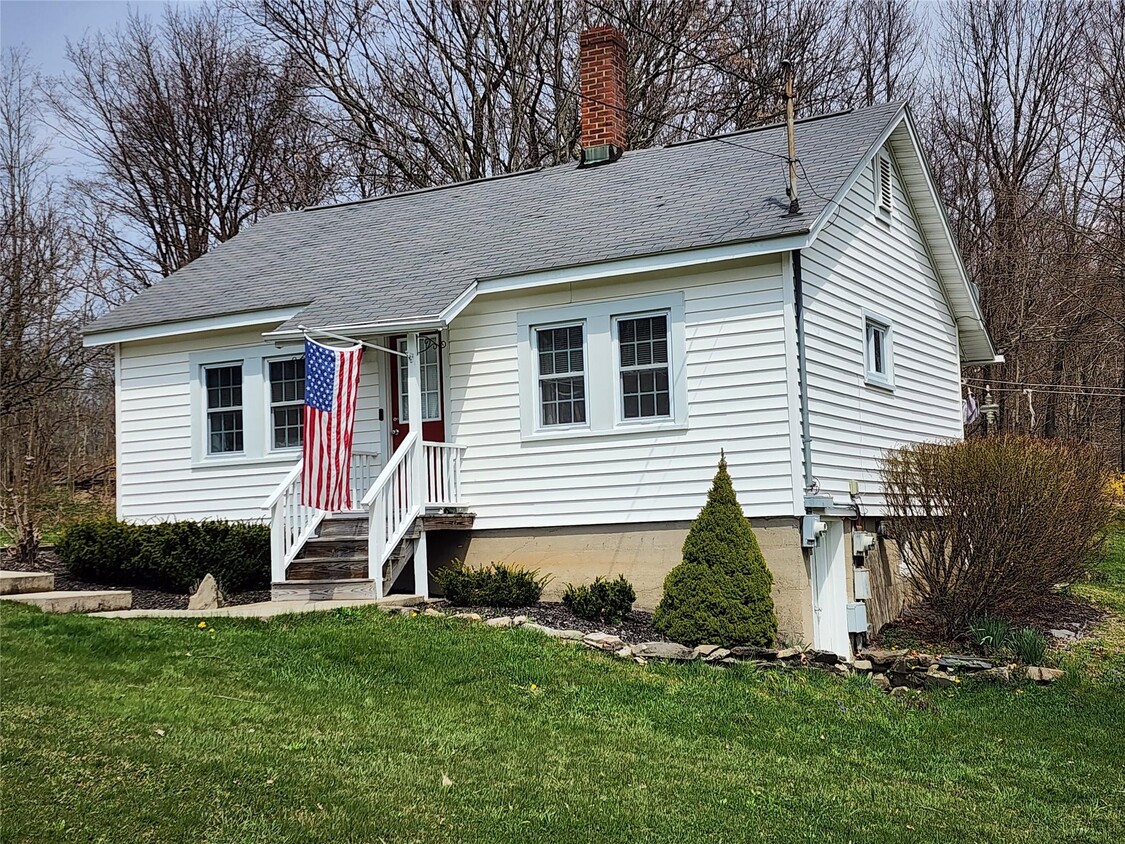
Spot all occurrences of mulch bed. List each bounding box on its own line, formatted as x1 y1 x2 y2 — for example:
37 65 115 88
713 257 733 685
874 595 1105 654
431 600 670 645
3 549 270 610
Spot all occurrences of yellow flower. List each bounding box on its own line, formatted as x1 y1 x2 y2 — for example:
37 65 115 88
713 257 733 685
530 683 538 691
208 628 215 634
197 621 207 629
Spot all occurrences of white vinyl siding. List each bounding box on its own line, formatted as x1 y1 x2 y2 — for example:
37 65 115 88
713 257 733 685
447 257 797 529
116 326 384 522
802 143 963 510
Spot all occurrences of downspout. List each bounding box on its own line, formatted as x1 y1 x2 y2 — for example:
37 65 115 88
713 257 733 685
792 249 814 492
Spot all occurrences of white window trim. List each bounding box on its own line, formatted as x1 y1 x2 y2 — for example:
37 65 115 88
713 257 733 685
862 311 894 390
265 353 305 455
874 150 893 223
189 344 304 467
516 293 688 441
531 320 590 432
612 310 674 425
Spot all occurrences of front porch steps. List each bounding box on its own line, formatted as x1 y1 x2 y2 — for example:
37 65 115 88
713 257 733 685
0 571 132 613
272 511 475 601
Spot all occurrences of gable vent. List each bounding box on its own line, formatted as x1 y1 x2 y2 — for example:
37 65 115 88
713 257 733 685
876 152 893 219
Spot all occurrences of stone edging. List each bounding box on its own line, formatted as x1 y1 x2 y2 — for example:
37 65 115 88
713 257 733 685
403 607 1065 692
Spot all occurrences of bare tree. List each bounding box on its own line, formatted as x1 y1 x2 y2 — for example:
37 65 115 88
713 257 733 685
1 51 110 564
52 4 336 289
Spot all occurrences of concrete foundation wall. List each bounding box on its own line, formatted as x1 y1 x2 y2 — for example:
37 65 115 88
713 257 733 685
428 519 814 644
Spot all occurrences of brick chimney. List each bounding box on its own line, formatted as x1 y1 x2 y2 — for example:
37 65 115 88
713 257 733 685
578 26 627 164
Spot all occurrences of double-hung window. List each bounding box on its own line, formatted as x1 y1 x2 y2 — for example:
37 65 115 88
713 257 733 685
864 316 893 387
205 364 244 454
269 357 305 449
616 312 671 420
535 323 587 427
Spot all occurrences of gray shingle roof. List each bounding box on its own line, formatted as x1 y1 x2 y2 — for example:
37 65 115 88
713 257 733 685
84 101 904 337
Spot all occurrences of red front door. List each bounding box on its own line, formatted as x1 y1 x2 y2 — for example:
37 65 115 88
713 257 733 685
389 333 446 451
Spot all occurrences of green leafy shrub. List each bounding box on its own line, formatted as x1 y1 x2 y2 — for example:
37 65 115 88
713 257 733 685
435 560 548 607
562 575 636 623
56 518 269 594
653 454 777 648
968 616 1011 655
1009 627 1048 665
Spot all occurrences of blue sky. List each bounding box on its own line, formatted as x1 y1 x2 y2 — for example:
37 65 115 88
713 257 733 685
1 1 203 75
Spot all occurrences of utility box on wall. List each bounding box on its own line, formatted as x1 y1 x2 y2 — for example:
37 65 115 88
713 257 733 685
846 602 869 634
853 567 870 600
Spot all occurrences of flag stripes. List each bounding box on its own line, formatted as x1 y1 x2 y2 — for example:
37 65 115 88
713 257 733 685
302 338 364 511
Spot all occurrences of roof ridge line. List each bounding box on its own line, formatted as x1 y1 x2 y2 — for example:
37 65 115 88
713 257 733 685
303 165 548 213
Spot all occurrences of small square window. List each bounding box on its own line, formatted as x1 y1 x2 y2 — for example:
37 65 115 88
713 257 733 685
864 319 893 387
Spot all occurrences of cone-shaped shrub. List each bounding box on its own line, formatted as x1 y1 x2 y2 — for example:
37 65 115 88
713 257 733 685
653 454 777 647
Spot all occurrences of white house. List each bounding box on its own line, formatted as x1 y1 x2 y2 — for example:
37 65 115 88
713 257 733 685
83 27 998 656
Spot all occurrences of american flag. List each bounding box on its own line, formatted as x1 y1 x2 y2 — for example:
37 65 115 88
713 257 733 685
302 338 364 511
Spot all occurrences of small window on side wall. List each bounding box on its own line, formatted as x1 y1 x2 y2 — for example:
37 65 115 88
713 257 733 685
864 317 893 388
874 151 893 222
269 357 305 450
616 312 671 420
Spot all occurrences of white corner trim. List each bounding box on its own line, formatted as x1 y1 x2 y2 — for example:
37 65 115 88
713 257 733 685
84 307 303 348
779 253 806 517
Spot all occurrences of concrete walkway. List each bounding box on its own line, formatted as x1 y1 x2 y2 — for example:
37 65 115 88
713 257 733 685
89 594 425 620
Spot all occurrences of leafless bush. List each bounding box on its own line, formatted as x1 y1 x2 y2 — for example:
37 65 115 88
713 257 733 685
880 436 1115 637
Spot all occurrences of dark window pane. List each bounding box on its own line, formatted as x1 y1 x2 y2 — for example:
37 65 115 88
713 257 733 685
641 394 655 417
656 393 670 416
624 395 639 418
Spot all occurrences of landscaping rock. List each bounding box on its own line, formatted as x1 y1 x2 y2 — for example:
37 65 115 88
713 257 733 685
512 615 529 626
1049 628 1077 641
919 666 959 688
889 685 911 697
693 644 723 659
453 612 482 621
522 622 557 636
852 659 873 672
423 608 444 617
729 646 779 660
976 666 1012 683
860 648 908 667
937 655 994 671
698 647 731 663
615 646 633 659
807 649 840 665
1026 666 1065 683
775 647 803 661
583 632 625 652
631 641 697 661
188 574 223 611
871 673 891 691
551 629 586 641
485 616 513 628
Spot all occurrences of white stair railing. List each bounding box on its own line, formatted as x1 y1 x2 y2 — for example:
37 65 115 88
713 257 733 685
423 441 467 507
363 431 422 592
349 449 382 508
263 459 325 584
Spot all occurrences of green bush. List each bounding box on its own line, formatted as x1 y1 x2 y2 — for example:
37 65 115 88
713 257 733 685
968 616 1011 655
55 518 269 594
653 454 777 648
435 560 548 607
562 575 636 623
1009 627 1048 665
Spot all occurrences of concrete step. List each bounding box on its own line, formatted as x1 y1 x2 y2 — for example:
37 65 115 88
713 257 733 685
1 589 132 614
0 570 56 595
271 579 380 602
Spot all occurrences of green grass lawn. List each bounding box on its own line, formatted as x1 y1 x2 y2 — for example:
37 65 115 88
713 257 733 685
3 531 1124 844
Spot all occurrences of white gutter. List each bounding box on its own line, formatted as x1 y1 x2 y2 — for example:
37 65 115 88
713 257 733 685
83 306 304 347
